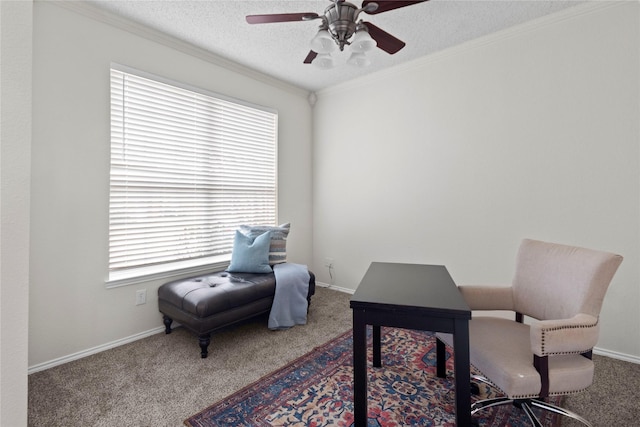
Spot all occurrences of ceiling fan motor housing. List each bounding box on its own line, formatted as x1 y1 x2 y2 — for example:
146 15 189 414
325 2 359 50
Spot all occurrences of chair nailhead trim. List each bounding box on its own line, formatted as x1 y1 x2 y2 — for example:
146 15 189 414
539 319 598 356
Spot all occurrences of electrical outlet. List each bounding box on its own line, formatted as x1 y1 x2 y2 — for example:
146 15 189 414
135 289 147 306
324 257 334 268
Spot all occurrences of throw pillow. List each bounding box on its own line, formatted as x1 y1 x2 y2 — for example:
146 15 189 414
238 223 290 265
227 230 273 273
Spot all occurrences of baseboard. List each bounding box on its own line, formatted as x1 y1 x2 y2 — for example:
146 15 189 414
316 281 355 295
28 326 167 374
28 286 639 374
29 284 348 374
594 346 640 364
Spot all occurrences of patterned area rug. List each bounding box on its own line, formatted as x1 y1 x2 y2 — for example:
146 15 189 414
185 327 559 426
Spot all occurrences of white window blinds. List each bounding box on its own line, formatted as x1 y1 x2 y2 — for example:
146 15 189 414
109 66 277 279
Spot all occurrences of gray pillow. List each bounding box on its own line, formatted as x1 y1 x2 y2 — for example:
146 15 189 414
238 223 290 265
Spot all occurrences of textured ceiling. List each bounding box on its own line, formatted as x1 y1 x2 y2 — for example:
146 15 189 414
85 0 586 92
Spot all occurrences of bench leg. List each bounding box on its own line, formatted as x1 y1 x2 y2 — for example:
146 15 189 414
163 315 173 334
199 333 211 358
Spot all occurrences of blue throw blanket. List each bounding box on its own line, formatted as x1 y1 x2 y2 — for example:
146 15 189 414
269 263 310 330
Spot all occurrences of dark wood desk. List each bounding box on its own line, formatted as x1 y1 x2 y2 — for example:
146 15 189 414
350 262 472 426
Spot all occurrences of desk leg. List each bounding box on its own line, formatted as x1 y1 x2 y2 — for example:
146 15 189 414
436 337 447 379
453 319 471 426
372 325 381 367
352 310 368 427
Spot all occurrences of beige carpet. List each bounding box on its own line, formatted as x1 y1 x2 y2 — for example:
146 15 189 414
561 352 640 427
28 286 639 426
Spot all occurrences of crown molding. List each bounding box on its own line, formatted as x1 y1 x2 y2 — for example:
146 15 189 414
46 0 310 98
318 1 624 96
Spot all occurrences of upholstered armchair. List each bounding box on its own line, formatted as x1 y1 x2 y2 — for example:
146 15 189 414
437 238 623 426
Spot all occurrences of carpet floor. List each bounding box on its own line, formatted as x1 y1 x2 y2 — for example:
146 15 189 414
28 286 640 426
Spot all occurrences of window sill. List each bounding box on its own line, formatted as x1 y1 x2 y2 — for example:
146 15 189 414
105 255 231 289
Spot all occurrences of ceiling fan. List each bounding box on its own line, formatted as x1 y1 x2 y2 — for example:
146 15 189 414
246 0 428 69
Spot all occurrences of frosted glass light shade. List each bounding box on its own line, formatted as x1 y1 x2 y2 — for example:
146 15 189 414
312 53 334 69
310 29 337 54
350 29 376 53
347 52 371 67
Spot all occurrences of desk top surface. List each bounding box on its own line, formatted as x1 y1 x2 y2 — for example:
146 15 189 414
350 262 471 318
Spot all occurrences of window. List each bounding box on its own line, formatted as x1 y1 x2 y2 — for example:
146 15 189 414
108 65 277 285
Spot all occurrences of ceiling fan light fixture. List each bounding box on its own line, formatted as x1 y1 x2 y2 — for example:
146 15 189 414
350 25 377 53
347 52 371 68
246 0 421 69
310 28 337 54
312 53 335 70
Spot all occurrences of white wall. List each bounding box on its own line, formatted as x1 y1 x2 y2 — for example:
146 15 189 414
313 2 640 359
29 2 313 368
1 1 32 423
26 0 640 372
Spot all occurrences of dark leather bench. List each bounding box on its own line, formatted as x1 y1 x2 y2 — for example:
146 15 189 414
158 269 315 358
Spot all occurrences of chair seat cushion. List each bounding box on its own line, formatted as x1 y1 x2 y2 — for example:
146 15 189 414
438 317 594 399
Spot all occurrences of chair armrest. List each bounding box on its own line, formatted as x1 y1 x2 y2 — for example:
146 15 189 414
530 313 600 356
458 285 514 311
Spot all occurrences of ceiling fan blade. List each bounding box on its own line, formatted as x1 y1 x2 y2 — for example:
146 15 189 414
362 0 428 15
246 12 319 24
303 51 318 64
364 22 406 54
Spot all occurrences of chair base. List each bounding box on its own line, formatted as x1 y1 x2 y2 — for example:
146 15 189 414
471 396 593 427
